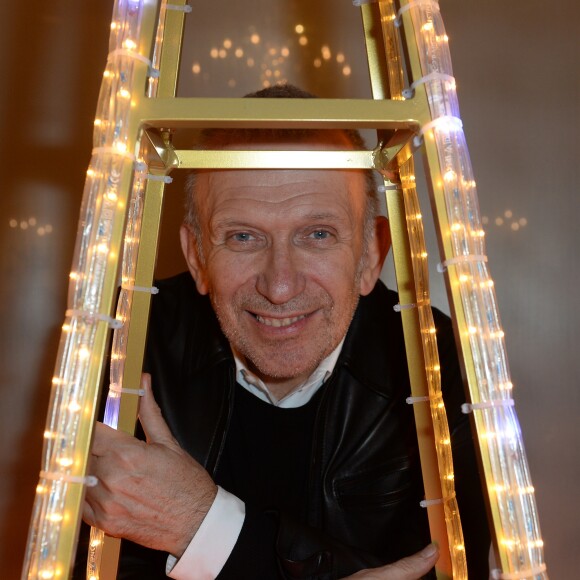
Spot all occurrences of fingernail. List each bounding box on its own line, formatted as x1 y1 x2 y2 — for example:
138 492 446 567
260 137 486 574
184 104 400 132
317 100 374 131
421 543 439 558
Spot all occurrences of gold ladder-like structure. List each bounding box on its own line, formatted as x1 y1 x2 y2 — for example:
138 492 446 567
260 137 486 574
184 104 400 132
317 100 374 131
22 1 547 579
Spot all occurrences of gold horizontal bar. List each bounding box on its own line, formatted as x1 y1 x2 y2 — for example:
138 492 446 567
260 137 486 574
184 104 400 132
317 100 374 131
175 149 376 169
139 97 425 130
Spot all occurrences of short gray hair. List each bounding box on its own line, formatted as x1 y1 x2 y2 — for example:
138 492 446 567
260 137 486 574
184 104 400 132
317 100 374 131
183 84 380 260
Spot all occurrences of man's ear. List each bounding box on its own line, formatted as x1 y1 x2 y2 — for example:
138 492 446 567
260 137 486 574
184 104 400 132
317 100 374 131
359 215 391 296
179 224 209 295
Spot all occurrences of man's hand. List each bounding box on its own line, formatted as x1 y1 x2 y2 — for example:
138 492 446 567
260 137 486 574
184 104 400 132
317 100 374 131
83 374 217 556
344 544 439 580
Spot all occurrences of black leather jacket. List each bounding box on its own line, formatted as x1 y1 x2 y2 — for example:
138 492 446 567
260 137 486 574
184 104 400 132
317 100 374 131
116 273 489 579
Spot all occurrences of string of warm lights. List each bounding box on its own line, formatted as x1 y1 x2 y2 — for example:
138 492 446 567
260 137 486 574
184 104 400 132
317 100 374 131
21 1 158 578
377 1 468 576
388 0 547 577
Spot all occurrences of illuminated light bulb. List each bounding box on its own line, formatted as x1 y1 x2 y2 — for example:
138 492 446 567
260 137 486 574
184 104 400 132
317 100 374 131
105 191 118 202
295 24 304 34
511 222 520 231
440 438 451 445
36 484 47 494
519 217 528 227
436 34 449 43
336 52 345 63
491 330 505 339
20 221 29 230
210 48 218 58
123 39 137 51
39 570 55 579
87 168 96 177
57 457 74 468
342 65 351 76
492 484 506 493
504 209 513 218
62 323 71 332
443 169 456 182
495 217 504 226
110 21 118 30
262 80 271 88
96 243 109 254
467 326 478 335
218 49 226 58
114 141 128 154
119 88 131 100
90 539 102 548
299 36 308 46
68 402 82 413
450 223 462 232
459 274 470 283
529 540 544 548
274 71 281 78
78 347 90 360
47 512 64 523
192 63 201 74
313 58 322 68
93 119 102 127
454 544 465 551
437 402 444 409
321 45 331 60
421 22 434 32
519 486 535 494
420 252 428 258
500 381 513 391
234 48 243 58
445 474 454 481
415 212 422 219
103 70 112 78
52 377 64 385
250 34 260 44
223 38 232 49
45 224 53 234
269 48 277 56
9 218 17 227
501 538 516 550
44 430 56 439
265 69 272 78
247 58 255 67
281 47 290 57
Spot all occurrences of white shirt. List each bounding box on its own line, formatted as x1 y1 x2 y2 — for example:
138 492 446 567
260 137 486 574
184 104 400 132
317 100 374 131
166 341 344 579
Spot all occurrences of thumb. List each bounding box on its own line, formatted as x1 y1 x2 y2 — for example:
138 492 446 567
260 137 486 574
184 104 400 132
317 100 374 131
138 373 177 446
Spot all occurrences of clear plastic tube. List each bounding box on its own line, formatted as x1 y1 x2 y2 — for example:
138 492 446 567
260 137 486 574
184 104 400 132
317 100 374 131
21 1 153 578
402 0 547 576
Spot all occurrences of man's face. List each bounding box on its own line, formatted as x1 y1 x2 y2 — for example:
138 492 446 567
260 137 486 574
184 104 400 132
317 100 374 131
181 144 386 390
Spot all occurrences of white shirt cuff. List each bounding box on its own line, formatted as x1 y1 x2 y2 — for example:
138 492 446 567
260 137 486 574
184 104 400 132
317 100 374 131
166 486 245 579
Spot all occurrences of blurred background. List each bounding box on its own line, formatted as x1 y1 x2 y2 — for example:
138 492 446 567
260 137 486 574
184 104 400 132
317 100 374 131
0 0 577 577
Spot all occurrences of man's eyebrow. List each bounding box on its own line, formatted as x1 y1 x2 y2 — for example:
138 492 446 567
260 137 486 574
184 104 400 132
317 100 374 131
302 211 343 221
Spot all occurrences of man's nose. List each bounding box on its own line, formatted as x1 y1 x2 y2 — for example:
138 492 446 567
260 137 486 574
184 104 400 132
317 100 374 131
256 242 305 304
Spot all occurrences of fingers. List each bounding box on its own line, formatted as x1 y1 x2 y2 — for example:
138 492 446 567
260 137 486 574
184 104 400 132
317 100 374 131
91 422 132 456
344 544 439 580
138 373 177 446
378 544 439 580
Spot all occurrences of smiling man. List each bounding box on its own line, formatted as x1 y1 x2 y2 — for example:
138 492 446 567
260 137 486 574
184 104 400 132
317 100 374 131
81 85 489 580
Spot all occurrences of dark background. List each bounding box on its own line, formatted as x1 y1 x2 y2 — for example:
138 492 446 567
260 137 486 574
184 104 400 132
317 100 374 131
0 0 577 577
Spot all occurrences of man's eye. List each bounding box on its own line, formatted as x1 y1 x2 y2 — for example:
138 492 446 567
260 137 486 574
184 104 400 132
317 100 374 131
309 230 331 240
232 232 253 242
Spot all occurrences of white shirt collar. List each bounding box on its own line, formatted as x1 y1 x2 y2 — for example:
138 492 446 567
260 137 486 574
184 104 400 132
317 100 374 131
233 339 345 408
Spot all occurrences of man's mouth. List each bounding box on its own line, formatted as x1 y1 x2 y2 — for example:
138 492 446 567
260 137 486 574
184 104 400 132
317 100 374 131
254 313 307 328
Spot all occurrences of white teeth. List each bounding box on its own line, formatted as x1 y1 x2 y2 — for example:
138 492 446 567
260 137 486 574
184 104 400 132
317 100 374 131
256 314 306 327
